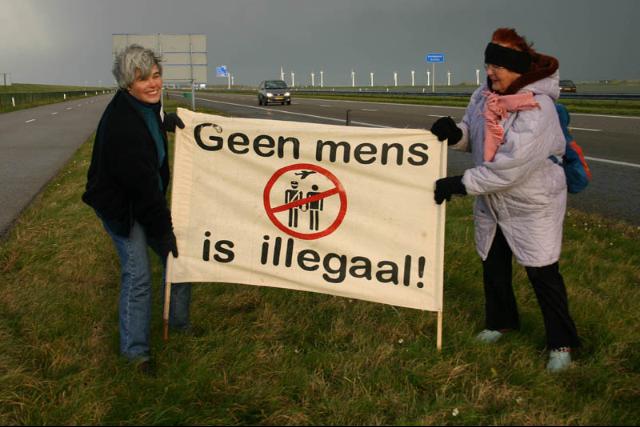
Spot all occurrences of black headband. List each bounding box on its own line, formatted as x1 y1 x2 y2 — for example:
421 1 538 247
484 42 531 74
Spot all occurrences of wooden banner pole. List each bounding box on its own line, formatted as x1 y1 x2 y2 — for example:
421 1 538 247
435 131 448 352
163 252 173 342
163 114 180 343
437 311 443 351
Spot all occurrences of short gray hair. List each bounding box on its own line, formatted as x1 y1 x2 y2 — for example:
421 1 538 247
112 44 163 90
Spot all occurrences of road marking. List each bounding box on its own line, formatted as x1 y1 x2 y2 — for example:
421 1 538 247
210 92 640 119
51 112 58 115
196 97 390 128
295 95 469 110
569 126 601 132
427 114 460 121
361 108 378 112
190 95 640 168
306 97 640 119
573 112 640 119
586 156 640 169
319 104 332 107
25 119 36 123
66 107 73 110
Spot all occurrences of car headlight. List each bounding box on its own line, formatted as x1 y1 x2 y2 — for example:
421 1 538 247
284 92 290 97
266 92 273 97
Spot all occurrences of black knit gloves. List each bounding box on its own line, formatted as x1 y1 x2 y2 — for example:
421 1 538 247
434 176 467 204
157 231 179 259
430 116 462 145
162 112 185 133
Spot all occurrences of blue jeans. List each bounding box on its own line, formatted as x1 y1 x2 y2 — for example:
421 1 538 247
102 220 192 361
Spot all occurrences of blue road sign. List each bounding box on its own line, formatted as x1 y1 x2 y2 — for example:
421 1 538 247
216 65 229 77
426 54 445 63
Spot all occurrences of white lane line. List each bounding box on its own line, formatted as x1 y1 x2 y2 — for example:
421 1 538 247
573 112 640 119
193 96 640 168
51 112 58 115
25 119 36 123
427 114 460 120
319 104 332 107
569 126 601 132
586 157 640 169
361 108 378 112
214 92 640 119
65 107 73 110
196 97 390 128
317 98 640 120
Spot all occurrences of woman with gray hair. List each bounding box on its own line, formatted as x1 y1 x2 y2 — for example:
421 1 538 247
83 44 188 375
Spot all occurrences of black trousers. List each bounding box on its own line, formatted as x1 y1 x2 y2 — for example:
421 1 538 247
483 227 581 349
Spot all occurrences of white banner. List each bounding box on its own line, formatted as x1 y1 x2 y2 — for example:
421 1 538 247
169 108 447 311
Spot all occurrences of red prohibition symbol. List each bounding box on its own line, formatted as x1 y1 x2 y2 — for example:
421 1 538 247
263 163 347 240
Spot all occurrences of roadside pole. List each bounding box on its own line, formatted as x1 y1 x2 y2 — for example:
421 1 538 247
432 63 435 93
426 53 445 94
191 79 196 111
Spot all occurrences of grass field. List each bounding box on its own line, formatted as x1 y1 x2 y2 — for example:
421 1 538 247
0 103 639 425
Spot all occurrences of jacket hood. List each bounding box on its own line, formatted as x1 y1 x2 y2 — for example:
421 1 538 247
487 52 560 99
504 52 560 99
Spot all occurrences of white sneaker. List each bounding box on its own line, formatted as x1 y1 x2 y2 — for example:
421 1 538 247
547 349 572 373
475 329 504 343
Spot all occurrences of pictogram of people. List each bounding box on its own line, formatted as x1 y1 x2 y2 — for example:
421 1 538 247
306 184 324 231
285 181 303 228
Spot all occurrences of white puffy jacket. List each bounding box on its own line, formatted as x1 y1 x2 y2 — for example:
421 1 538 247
454 71 566 266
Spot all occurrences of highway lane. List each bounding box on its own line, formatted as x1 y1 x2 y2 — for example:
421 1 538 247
0 95 112 237
169 91 640 225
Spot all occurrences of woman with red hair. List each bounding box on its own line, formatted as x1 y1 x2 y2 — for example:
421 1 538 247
430 28 580 373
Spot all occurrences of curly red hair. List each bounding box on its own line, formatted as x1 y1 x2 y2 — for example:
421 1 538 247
491 28 535 54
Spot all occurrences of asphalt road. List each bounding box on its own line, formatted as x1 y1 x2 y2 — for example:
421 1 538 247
0 90 636 241
169 91 640 226
0 95 112 237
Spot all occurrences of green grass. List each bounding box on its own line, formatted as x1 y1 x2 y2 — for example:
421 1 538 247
0 102 639 425
576 81 640 94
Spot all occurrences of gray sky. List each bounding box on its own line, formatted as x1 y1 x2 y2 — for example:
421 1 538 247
2 0 639 87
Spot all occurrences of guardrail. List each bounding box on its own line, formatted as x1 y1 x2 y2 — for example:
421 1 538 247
0 90 114 108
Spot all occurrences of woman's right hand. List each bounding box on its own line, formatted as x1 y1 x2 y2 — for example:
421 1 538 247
430 116 462 145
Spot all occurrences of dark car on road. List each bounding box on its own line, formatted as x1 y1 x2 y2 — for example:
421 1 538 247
559 79 577 93
258 80 291 106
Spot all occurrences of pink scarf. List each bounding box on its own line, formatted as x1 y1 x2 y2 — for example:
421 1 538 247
483 90 539 161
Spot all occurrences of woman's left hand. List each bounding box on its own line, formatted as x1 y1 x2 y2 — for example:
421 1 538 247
163 112 185 133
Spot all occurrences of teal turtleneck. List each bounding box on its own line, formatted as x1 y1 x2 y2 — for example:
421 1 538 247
126 92 166 168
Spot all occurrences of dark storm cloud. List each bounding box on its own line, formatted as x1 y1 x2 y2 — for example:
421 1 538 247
2 0 638 86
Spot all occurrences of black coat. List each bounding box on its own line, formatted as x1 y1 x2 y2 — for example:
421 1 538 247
82 90 171 238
